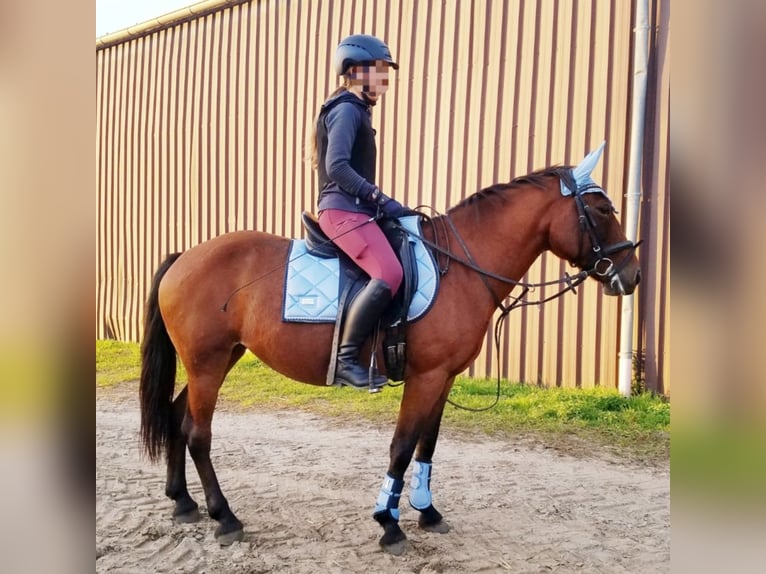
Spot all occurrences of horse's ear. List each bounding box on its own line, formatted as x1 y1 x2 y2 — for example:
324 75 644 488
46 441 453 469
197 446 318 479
573 141 606 185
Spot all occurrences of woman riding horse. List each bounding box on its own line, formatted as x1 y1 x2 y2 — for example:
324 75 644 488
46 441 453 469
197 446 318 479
140 129 641 551
311 34 409 390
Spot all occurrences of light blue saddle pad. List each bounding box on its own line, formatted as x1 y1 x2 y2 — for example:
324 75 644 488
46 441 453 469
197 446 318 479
281 215 439 324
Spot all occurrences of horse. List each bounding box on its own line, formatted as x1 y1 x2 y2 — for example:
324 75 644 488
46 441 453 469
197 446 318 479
139 143 641 554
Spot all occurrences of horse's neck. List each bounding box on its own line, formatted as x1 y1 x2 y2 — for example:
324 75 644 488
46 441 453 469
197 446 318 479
445 187 553 299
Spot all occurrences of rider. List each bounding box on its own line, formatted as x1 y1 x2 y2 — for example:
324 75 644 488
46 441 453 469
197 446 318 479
312 34 408 389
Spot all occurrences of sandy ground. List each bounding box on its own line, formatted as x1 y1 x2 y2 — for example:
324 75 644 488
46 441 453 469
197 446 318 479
96 386 669 573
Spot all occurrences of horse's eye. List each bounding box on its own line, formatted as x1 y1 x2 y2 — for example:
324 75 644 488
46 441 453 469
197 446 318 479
597 205 613 216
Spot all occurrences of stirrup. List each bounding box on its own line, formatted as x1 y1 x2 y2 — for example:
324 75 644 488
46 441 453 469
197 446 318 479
334 374 388 392
335 361 387 392
367 371 388 394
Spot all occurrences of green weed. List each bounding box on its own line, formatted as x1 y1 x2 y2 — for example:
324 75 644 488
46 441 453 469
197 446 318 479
97 340 669 462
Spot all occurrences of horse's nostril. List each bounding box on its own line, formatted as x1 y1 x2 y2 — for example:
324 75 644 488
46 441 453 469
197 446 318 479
635 268 642 285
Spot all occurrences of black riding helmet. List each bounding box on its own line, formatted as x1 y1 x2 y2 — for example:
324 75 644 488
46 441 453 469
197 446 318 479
333 34 398 76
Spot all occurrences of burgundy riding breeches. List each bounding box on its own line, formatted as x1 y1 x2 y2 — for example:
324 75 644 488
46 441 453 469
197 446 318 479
318 209 403 295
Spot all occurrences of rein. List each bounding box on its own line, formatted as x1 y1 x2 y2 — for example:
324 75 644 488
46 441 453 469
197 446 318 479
407 184 642 307
399 215 592 304
400 181 641 412
400 215 590 412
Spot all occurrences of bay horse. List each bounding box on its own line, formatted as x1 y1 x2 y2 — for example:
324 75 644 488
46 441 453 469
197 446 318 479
139 144 641 553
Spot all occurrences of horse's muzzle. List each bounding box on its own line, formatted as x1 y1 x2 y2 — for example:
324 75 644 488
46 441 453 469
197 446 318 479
605 266 641 296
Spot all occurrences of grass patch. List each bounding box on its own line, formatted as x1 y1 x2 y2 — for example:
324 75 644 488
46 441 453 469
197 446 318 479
97 340 669 463
96 339 143 387
440 379 668 459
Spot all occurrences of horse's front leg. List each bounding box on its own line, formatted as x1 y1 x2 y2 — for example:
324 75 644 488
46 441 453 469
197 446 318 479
373 373 452 554
410 377 454 534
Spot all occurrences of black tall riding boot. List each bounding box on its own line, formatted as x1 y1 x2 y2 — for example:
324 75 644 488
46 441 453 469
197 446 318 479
335 279 392 389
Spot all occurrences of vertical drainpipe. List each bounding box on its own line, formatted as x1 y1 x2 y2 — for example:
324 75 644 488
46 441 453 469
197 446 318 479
618 0 650 397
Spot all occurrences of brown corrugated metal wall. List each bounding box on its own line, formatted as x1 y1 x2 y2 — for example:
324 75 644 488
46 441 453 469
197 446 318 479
96 0 670 393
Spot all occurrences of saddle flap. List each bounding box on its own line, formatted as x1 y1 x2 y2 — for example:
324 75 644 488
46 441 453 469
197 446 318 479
396 216 439 323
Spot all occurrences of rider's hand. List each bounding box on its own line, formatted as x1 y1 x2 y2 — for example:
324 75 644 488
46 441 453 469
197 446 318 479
369 187 406 218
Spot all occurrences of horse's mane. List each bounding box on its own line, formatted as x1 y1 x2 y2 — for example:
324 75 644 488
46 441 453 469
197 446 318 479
451 165 574 211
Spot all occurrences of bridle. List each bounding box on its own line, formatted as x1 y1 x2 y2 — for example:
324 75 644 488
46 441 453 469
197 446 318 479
569 178 642 285
406 171 641 309
394 173 641 410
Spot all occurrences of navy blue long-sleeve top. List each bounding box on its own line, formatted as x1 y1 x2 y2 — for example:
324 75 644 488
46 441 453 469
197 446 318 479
315 91 379 216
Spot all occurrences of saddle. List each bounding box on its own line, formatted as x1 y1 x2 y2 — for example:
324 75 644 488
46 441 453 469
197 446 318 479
297 211 436 381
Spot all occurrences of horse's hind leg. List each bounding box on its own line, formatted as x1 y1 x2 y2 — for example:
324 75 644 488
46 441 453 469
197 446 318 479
184 347 246 545
164 386 200 522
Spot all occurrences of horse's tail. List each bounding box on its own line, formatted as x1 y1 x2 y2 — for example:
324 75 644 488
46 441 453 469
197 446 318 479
140 252 183 462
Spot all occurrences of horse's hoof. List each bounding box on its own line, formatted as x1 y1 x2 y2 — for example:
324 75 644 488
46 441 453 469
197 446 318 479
174 507 201 523
379 523 407 554
173 500 200 523
215 527 244 546
419 519 450 534
380 540 407 556
215 517 245 546
417 505 449 533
